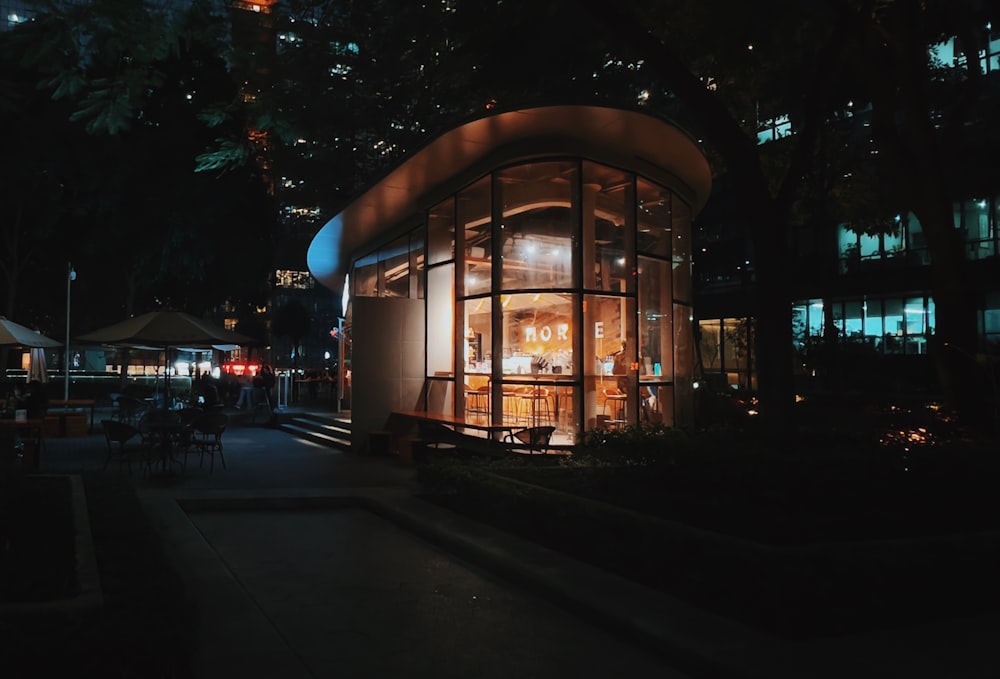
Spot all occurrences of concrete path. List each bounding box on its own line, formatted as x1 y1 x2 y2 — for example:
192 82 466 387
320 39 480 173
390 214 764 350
38 405 1000 678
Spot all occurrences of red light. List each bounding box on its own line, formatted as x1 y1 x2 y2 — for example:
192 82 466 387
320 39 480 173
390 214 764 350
222 362 259 376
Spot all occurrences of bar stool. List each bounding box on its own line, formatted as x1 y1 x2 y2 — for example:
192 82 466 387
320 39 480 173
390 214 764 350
465 384 490 416
519 387 553 426
601 387 627 428
501 385 520 423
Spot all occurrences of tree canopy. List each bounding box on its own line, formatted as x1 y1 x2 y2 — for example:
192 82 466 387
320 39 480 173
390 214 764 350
0 0 275 338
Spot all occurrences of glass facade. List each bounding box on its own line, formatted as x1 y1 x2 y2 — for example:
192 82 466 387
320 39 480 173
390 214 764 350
352 158 697 441
786 295 937 356
837 212 931 272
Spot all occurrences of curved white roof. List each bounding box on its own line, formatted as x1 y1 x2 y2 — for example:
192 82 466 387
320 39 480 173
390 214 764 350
307 105 712 294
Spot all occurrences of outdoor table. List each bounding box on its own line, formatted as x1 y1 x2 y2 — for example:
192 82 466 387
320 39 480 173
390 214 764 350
139 419 187 476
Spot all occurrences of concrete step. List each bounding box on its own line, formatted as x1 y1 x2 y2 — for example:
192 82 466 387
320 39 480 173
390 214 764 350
278 412 351 450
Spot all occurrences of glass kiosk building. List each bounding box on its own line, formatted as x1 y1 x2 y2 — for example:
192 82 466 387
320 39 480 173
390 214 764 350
307 105 712 449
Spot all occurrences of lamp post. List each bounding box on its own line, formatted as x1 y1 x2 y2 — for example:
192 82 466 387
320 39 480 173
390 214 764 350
64 262 76 400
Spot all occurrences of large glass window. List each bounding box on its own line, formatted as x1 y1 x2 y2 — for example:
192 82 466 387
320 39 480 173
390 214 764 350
353 230 422 299
863 298 884 342
842 300 863 340
699 319 723 372
723 318 753 389
459 177 492 296
636 179 670 259
905 212 930 265
411 231 425 299
500 292 574 376
583 162 629 293
905 297 931 355
792 300 824 349
958 198 991 243
883 298 904 354
983 291 1000 351
353 252 377 297
701 316 756 389
427 197 455 266
462 296 492 375
379 234 410 298
275 270 314 289
497 162 576 291
673 302 695 425
965 197 997 260
859 232 880 259
883 219 904 256
672 199 693 304
638 256 672 381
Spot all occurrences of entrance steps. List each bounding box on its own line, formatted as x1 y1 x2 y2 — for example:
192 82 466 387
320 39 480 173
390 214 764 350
277 411 352 451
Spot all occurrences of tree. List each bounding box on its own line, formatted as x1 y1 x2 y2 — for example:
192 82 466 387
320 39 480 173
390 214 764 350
551 0 996 432
6 0 276 332
841 0 997 433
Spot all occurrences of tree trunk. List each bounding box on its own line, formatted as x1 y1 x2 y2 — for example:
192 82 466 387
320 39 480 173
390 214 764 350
858 3 990 434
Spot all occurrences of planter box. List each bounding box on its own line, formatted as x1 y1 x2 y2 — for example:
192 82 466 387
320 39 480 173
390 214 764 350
61 412 87 437
44 412 88 438
0 474 103 615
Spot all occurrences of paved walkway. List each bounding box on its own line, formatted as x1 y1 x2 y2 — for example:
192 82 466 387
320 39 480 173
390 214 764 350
37 404 1000 678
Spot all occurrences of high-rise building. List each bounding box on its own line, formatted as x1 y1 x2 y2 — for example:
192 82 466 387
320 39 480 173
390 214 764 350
693 27 1000 399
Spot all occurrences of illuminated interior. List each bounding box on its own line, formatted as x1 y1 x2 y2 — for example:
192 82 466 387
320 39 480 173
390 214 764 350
352 158 698 442
311 105 711 450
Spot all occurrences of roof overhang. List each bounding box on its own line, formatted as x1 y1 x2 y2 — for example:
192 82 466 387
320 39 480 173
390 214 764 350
307 104 712 295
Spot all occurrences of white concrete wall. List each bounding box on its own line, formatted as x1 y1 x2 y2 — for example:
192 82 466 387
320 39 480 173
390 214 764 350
351 296 426 452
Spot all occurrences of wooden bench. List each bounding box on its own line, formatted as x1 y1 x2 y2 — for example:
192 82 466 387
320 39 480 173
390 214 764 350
390 410 517 459
48 398 97 434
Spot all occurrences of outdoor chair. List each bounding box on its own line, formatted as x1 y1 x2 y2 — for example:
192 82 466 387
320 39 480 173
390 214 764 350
101 419 146 475
114 395 149 427
503 425 555 455
178 406 203 427
188 411 228 473
174 406 203 457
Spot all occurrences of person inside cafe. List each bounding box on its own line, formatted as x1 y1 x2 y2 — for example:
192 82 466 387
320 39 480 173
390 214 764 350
612 340 630 391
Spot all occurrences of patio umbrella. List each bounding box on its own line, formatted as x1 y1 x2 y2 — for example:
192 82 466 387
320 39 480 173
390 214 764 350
76 310 255 407
0 317 63 349
27 347 49 383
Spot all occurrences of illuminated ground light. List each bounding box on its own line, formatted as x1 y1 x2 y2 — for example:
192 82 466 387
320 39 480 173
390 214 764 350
877 402 951 458
879 426 933 448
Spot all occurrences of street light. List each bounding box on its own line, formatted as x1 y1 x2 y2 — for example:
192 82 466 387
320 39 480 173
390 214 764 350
64 262 76 400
